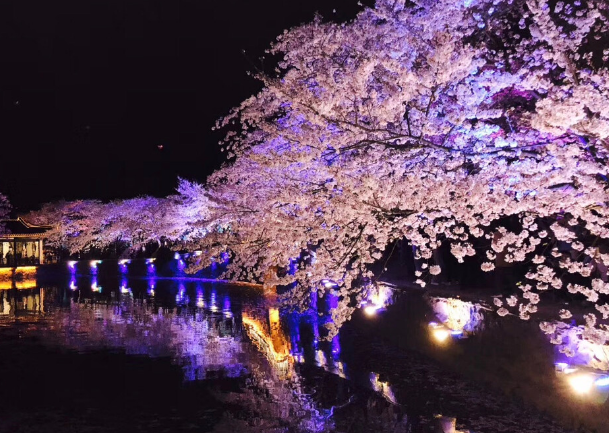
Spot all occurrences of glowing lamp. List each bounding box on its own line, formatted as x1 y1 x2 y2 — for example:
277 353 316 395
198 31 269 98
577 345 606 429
568 374 595 395
67 261 77 269
364 305 380 316
432 328 451 343
321 279 338 288
174 252 181 260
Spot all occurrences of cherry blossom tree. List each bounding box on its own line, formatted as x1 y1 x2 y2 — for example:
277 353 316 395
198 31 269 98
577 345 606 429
184 0 609 336
25 179 211 254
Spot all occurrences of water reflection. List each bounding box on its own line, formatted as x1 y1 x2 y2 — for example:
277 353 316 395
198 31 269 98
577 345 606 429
1 275 588 432
426 296 486 345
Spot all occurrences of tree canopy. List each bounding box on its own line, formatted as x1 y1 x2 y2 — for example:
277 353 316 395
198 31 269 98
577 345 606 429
25 0 609 338
192 0 609 333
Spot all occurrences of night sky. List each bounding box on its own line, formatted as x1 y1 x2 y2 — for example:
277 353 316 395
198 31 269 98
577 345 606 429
0 0 373 212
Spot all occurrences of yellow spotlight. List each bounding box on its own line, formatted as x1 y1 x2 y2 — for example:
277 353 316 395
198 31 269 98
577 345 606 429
568 373 595 395
432 328 450 343
364 305 379 316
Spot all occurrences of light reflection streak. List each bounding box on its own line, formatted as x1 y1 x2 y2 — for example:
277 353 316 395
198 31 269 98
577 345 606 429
370 372 398 405
242 309 292 378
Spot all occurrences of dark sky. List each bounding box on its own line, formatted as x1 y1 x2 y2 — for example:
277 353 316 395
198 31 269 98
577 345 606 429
0 0 373 212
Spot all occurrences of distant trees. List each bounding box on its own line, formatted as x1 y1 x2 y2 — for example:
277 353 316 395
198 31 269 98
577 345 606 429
25 179 211 255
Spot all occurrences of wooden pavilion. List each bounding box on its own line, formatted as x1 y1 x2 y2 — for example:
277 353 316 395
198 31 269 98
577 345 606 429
0 217 52 267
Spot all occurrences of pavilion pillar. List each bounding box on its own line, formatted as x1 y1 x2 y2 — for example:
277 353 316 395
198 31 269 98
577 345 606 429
39 239 44 265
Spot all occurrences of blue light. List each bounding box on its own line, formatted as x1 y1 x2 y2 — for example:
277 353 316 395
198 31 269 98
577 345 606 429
595 377 609 387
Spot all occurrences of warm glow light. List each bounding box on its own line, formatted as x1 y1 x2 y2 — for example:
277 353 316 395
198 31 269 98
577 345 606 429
364 305 380 316
568 374 595 394
432 328 451 343
90 260 102 268
242 313 291 373
68 261 77 269
119 259 130 265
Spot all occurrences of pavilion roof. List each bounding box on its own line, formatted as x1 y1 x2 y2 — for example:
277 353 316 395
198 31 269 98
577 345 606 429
0 217 53 238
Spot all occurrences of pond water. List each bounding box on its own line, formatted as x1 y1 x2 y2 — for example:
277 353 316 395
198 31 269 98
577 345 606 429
0 262 608 433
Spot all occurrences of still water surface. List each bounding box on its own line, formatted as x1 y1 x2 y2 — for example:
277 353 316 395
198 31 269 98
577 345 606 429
0 267 607 432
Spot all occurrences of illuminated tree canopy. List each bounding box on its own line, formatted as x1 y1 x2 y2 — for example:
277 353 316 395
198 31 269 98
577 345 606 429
26 179 211 254
25 0 609 339
191 0 609 333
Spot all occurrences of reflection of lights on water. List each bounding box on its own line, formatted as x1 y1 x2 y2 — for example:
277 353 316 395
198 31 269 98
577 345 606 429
360 284 394 315
91 280 102 293
315 349 327 368
196 290 205 308
120 285 131 295
223 296 232 318
210 290 218 312
429 297 484 335
335 361 347 379
370 372 398 404
176 283 186 303
242 313 292 377
548 323 609 372
69 279 78 291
